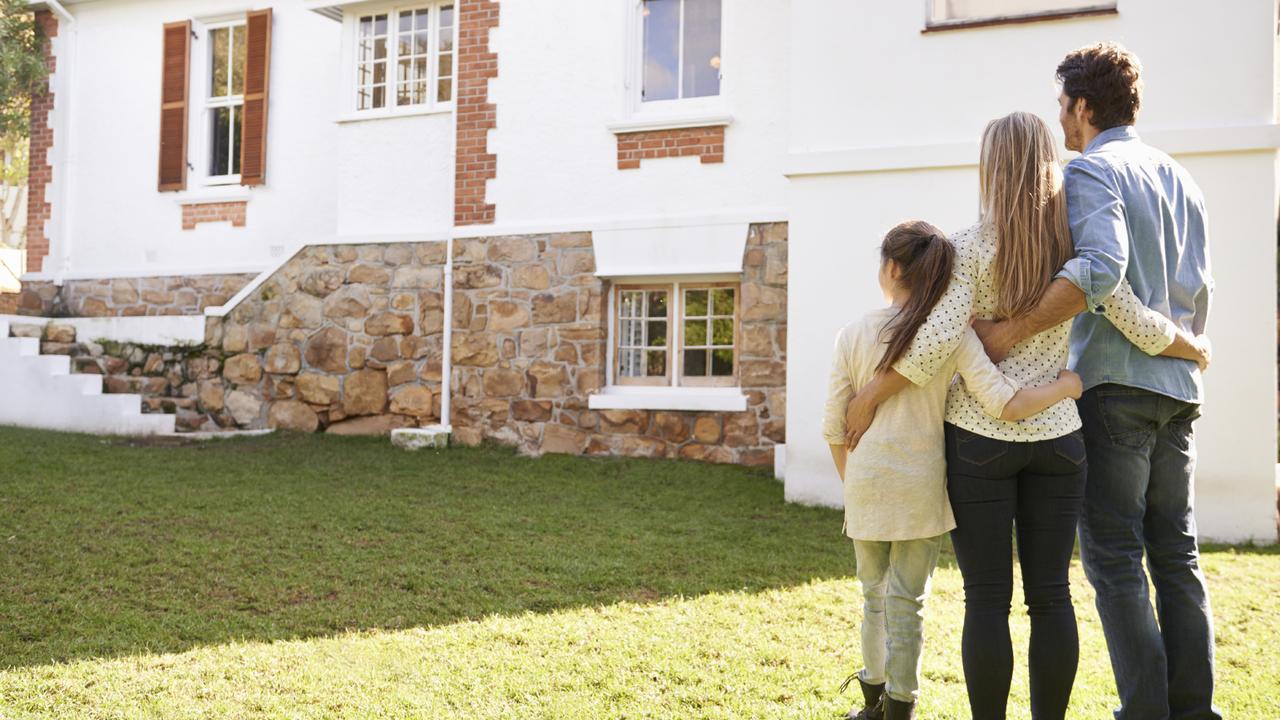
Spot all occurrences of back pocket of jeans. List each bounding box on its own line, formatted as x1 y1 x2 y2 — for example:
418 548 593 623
1096 390 1158 449
954 429 1009 467
1052 431 1087 466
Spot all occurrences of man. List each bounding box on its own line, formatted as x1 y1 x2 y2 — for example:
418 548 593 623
975 43 1218 720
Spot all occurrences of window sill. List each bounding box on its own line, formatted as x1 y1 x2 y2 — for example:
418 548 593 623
588 385 747 412
607 112 734 135
922 5 1116 33
336 105 454 124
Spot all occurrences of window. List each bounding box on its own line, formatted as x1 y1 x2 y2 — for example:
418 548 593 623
614 282 738 387
927 0 1116 29
206 21 246 181
641 0 721 102
355 4 455 113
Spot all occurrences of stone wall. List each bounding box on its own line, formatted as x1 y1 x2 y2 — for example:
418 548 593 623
17 273 256 317
449 222 787 466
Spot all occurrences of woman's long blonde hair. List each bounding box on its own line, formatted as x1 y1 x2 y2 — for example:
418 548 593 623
979 112 1074 320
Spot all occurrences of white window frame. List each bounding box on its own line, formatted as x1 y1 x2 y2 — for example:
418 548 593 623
339 1 457 121
190 16 247 187
593 274 748 411
615 0 730 131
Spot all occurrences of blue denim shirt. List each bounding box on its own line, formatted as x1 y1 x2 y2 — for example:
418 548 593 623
1058 126 1213 403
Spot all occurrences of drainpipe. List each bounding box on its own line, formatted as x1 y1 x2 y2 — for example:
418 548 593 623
44 0 76 286
439 235 453 431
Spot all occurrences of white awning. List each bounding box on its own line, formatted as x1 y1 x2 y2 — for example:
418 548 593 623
591 222 748 278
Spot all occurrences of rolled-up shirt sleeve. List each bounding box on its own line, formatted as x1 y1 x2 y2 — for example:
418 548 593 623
952 328 1020 419
892 237 978 386
1102 278 1178 355
1058 158 1130 314
821 329 855 445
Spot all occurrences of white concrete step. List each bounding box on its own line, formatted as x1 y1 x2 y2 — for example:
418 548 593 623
0 336 174 436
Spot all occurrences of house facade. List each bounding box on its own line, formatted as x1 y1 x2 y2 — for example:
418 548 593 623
7 0 1277 541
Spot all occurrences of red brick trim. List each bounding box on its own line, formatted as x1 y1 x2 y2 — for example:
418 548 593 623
181 201 247 230
453 0 499 226
25 11 58 273
616 126 725 170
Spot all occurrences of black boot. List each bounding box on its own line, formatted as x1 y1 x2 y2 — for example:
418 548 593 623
883 696 914 720
838 674 884 720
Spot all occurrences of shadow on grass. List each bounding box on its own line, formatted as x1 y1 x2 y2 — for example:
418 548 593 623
0 426 872 668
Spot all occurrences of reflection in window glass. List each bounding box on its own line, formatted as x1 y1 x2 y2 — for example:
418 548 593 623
207 22 245 178
618 289 669 380
682 286 734 378
642 0 720 102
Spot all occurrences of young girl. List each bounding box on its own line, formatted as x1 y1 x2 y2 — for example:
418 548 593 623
821 221 1082 720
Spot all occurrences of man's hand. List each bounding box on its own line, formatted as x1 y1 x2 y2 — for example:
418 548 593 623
973 318 1018 364
843 391 877 448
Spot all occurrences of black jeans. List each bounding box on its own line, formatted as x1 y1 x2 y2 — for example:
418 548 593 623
944 423 1087 720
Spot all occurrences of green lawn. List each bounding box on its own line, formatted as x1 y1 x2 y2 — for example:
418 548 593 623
0 426 1276 719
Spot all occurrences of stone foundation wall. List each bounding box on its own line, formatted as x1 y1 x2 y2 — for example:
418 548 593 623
449 222 787 466
17 273 256 317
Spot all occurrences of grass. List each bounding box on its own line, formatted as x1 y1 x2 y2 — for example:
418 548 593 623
0 426 1276 719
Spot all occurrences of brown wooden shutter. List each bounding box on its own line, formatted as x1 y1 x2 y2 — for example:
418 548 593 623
157 21 190 192
240 8 272 186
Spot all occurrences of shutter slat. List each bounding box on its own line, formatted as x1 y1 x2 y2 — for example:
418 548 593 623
240 9 272 186
157 21 190 192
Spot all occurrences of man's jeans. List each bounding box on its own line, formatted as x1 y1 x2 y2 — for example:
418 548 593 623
1077 384 1221 720
852 535 942 703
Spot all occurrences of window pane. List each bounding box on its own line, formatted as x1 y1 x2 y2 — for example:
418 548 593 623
684 319 706 346
416 30 430 55
647 321 667 347
711 287 734 315
620 291 641 318
231 105 242 175
375 36 387 61
711 348 733 376
642 0 679 101
374 14 387 35
621 318 642 347
645 350 667 376
684 349 707 376
438 53 452 80
210 28 229 97
711 318 733 345
684 289 708 317
439 6 454 52
210 107 231 176
231 24 246 95
681 0 721 99
399 10 413 32
648 291 667 317
619 348 642 377
373 85 386 108
437 78 452 103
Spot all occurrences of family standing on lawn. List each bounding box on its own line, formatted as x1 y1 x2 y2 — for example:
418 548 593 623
822 43 1218 720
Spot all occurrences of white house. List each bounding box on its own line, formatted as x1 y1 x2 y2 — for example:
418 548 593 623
6 0 1276 542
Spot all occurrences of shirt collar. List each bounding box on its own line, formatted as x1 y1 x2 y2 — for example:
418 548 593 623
1084 124 1139 154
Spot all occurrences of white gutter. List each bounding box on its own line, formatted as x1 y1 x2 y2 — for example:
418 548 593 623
41 0 76 285
438 236 453 431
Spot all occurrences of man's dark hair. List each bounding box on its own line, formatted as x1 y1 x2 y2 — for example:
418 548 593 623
1056 42 1143 130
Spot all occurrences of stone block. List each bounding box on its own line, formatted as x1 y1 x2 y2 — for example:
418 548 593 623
264 343 302 374
304 327 348 373
342 369 388 416
269 400 320 432
223 353 262 385
390 385 434 418
296 373 340 405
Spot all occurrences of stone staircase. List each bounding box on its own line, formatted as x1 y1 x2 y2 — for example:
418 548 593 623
0 317 175 435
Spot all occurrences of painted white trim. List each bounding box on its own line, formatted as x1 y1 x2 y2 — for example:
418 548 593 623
335 105 452 123
170 188 253 205
784 124 1280 178
588 385 747 412
451 208 788 239
606 113 733 134
0 313 206 345
592 222 747 277
203 233 451 317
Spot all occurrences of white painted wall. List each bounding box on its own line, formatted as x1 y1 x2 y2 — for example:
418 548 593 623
784 0 1279 542
486 0 790 228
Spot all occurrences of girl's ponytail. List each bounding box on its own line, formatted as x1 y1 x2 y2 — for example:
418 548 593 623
874 221 955 373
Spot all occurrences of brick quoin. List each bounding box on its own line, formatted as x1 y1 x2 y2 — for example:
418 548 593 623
25 11 58 273
181 202 247 230
616 126 725 170
453 0 499 226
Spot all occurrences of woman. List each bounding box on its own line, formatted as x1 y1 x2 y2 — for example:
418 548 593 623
842 112 1192 719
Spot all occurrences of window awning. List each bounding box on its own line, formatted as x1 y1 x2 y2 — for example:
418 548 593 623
591 222 748 278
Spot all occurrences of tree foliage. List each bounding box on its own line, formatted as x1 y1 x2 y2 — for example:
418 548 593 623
0 0 49 139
